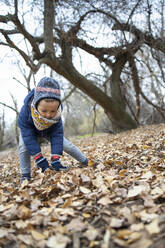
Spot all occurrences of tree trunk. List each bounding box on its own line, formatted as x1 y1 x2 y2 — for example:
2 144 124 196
45 57 138 132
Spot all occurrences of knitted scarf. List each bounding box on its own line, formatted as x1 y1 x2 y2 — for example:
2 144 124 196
31 101 61 131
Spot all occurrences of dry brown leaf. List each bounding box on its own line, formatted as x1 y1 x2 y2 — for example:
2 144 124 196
143 196 155 207
92 175 109 193
130 223 144 232
31 230 46 240
151 187 164 196
145 218 160 235
119 169 128 177
82 213 91 218
97 196 112 205
136 210 158 222
61 197 73 208
81 173 91 182
15 220 28 229
2 204 18 219
88 159 96 167
127 185 144 198
110 217 124 228
39 207 53 216
79 186 91 194
17 205 31 220
89 240 100 247
46 233 71 248
0 228 8 238
31 198 42 211
141 171 153 180
18 234 32 245
117 229 132 238
126 232 142 244
0 204 14 212
65 218 86 232
84 226 99 241
129 237 153 248
101 229 111 248
113 238 127 247
54 208 75 216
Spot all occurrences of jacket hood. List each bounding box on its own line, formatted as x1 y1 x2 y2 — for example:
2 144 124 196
23 88 63 110
33 77 61 108
24 89 35 105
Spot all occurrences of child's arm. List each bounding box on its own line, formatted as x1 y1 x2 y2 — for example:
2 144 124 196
18 109 50 172
18 106 41 155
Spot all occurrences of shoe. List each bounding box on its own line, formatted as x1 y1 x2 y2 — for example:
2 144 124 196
79 158 88 168
21 173 31 182
51 161 69 171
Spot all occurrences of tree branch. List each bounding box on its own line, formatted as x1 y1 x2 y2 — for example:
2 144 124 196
112 23 165 53
0 28 19 35
128 54 141 119
126 0 143 25
0 102 19 114
44 0 54 55
62 87 76 102
1 30 34 69
140 91 165 115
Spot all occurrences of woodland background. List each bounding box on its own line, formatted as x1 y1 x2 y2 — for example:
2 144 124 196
0 1 165 247
0 0 165 150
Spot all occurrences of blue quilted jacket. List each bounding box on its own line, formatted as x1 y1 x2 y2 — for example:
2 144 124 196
18 89 63 156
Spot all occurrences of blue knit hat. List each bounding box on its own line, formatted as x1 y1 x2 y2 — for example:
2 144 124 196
33 77 61 107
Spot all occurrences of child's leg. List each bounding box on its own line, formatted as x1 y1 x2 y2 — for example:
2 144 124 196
18 133 31 180
63 137 88 165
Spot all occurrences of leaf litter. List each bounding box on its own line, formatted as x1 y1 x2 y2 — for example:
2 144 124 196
1 124 165 247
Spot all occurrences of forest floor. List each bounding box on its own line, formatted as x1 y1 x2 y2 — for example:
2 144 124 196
1 124 165 248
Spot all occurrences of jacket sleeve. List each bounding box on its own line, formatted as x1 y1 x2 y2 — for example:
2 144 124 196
49 118 63 156
18 105 41 155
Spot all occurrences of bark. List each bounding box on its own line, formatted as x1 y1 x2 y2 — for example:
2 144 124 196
44 0 54 55
0 110 5 145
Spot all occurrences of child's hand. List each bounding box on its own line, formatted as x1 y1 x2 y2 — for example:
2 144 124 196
51 155 68 171
33 153 50 172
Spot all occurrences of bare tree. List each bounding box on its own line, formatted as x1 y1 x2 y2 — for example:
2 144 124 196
0 109 5 146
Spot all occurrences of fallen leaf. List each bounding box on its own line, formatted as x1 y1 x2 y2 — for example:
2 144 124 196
18 234 32 245
17 205 31 220
84 226 99 241
0 228 8 238
62 197 73 208
127 185 144 198
15 220 28 229
98 196 112 205
145 218 160 235
65 218 86 232
31 230 46 240
102 229 111 248
79 186 91 194
81 173 91 182
46 233 71 248
126 232 142 244
110 217 124 228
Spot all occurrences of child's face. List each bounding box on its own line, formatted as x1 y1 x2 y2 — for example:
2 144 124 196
37 99 60 119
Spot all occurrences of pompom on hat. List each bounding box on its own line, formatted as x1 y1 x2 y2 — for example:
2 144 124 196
33 77 61 107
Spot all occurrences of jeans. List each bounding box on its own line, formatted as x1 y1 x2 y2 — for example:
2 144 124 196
18 134 88 175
